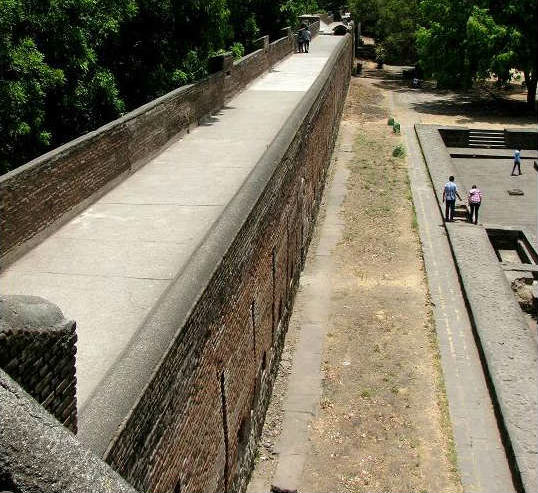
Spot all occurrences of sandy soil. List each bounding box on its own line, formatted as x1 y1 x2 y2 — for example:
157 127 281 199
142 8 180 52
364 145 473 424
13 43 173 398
297 76 460 493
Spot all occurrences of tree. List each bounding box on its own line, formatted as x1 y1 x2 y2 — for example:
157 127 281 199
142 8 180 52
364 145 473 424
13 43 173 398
417 0 537 107
349 0 379 35
349 0 418 63
416 0 475 88
490 0 537 106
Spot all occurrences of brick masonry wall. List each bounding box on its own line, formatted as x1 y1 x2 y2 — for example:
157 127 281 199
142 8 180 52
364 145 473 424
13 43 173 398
0 28 299 268
104 34 352 493
0 295 77 433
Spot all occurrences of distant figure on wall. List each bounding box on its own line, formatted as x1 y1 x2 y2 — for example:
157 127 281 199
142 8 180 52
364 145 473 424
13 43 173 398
297 26 306 53
304 26 311 53
442 175 462 222
468 184 483 225
511 149 522 175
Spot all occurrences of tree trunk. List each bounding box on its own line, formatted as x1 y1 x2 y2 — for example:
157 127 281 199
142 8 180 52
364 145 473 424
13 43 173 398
524 71 537 110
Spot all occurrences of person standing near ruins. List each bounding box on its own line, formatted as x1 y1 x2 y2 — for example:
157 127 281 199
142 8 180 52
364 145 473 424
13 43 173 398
304 26 311 53
442 175 462 222
467 184 483 224
511 148 522 175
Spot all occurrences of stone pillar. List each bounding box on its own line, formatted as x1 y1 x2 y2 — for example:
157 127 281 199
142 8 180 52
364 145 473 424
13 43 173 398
254 35 269 51
280 26 292 39
0 295 77 432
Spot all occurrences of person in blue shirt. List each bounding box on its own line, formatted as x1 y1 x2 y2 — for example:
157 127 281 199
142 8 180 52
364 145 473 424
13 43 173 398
511 149 522 176
442 175 462 222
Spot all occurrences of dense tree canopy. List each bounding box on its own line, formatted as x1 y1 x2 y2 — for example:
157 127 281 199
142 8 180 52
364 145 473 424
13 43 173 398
349 0 419 64
351 0 536 106
417 0 537 104
1 0 342 174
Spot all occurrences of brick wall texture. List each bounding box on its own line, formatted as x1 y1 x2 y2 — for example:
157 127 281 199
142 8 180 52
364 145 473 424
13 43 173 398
103 34 352 493
0 296 77 433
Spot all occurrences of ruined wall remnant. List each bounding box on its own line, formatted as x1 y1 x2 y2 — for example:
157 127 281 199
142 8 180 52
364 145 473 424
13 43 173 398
0 295 77 432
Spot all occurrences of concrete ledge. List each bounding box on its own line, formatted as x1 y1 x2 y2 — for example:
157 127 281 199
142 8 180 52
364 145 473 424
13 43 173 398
446 224 537 493
416 124 538 493
0 369 137 493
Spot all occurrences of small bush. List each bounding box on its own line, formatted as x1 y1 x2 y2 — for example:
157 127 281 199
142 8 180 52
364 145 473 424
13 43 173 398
388 117 395 125
230 42 245 60
393 144 405 157
393 122 401 134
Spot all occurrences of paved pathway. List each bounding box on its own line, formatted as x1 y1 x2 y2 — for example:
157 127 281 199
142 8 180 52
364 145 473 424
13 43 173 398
270 124 351 492
389 88 516 492
0 35 345 449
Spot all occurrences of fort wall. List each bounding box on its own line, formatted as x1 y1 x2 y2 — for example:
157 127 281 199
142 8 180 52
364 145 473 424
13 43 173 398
102 32 352 493
0 22 351 493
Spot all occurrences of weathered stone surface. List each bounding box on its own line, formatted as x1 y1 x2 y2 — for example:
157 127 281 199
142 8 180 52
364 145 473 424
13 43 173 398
0 295 66 332
0 369 137 493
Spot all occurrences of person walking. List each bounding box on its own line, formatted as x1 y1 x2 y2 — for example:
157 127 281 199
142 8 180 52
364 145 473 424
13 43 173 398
511 148 522 175
297 26 306 53
304 26 311 53
442 175 462 222
468 184 482 225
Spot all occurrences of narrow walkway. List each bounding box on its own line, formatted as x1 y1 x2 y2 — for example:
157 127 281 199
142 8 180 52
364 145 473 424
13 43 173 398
0 35 345 447
269 123 350 492
390 90 515 492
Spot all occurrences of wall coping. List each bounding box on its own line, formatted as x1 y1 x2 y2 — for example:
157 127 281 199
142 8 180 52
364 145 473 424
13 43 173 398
77 34 352 456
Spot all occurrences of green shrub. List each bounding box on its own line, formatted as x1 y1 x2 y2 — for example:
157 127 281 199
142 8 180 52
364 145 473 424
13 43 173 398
230 42 245 60
388 117 395 125
393 143 405 157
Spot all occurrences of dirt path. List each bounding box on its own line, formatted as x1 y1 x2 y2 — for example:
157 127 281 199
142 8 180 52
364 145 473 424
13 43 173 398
248 74 461 492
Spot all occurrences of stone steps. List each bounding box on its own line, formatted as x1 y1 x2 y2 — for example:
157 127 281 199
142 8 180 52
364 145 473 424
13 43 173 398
468 129 506 149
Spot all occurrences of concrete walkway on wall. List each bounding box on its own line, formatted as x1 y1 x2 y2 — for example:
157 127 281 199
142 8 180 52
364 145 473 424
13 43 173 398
0 34 345 452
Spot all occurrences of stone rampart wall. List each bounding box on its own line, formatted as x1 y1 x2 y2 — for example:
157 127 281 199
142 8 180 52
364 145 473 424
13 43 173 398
103 34 353 493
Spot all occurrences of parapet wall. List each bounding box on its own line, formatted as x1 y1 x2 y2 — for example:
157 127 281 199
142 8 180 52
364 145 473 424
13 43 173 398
0 24 315 268
100 33 353 493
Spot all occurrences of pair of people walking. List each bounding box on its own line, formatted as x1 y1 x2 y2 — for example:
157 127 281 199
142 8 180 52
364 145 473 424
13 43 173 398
297 25 311 53
442 176 482 225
